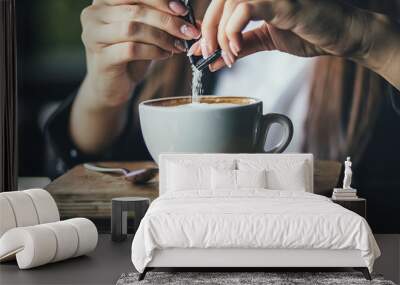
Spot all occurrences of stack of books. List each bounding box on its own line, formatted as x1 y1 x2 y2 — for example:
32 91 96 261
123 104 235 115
332 188 358 200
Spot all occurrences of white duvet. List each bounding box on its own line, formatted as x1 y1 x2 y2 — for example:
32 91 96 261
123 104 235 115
131 190 380 272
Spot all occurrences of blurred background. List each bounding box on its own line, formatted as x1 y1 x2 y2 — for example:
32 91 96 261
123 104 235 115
12 1 400 281
15 0 400 234
17 0 90 177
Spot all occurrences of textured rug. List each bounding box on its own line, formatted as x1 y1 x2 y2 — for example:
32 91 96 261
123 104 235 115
117 272 396 285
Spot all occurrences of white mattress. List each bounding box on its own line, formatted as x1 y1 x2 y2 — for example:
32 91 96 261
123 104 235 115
131 190 380 273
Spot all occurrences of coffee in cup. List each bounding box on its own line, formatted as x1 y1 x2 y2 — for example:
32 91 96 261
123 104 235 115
139 96 293 163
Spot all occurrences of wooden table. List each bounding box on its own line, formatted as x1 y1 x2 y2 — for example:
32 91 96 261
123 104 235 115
45 162 158 232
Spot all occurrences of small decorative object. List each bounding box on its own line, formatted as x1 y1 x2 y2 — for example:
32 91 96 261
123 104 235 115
332 157 358 200
343 157 353 189
111 197 150 242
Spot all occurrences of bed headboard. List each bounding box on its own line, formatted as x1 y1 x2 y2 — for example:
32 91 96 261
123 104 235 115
159 153 314 195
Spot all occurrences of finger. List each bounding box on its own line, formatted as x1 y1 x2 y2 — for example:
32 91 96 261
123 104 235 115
217 0 243 66
225 1 274 54
195 20 202 28
187 40 201 56
208 57 225 72
237 25 275 56
95 5 200 40
209 27 268 72
84 21 186 53
100 42 172 66
93 0 189 16
209 23 312 72
201 0 225 58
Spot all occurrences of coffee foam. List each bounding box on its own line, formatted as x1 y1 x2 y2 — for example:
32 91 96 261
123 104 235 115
169 102 239 110
143 96 256 107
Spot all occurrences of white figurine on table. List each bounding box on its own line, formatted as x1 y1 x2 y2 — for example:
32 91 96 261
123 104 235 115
332 157 358 199
343 157 353 190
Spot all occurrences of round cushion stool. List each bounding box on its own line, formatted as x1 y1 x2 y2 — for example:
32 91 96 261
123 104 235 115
111 197 150 242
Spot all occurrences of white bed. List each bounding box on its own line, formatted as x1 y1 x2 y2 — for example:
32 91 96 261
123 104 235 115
131 154 380 280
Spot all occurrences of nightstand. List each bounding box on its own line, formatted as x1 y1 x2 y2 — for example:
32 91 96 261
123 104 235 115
331 198 366 219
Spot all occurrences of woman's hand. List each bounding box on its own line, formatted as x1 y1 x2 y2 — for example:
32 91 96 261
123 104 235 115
189 0 379 72
80 0 200 108
71 0 201 154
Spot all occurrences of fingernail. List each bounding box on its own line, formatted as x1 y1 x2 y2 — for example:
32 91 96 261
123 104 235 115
174 39 186 52
169 1 188 15
221 50 232 68
209 65 216 72
227 51 235 64
229 41 240 56
187 43 197 56
206 39 214 58
180 24 201 39
200 38 209 58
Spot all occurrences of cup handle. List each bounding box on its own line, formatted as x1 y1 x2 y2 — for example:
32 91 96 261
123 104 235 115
256 113 294 153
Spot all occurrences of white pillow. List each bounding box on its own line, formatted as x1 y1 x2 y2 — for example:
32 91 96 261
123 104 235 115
211 169 268 190
166 160 235 191
211 169 236 190
167 163 210 191
236 169 267 189
238 159 309 191
266 162 307 191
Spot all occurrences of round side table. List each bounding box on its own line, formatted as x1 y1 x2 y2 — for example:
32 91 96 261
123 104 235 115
111 197 150 242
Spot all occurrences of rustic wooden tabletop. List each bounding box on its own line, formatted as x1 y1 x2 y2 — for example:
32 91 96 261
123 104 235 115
45 161 159 219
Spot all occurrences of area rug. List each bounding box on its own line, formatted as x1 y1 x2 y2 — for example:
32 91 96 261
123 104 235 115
116 272 396 285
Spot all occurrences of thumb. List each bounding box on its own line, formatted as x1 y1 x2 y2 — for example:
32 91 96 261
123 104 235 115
209 23 277 71
237 24 278 56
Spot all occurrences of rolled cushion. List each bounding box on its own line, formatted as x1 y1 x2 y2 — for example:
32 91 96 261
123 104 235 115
0 189 60 238
65 218 98 257
1 191 39 227
0 218 98 269
0 196 17 237
0 226 57 268
42 221 79 262
24 189 59 224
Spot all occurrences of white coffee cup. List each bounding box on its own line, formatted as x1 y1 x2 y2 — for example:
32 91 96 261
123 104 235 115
139 96 293 163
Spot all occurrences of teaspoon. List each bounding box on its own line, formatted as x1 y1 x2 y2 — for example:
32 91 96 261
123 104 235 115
83 163 158 184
